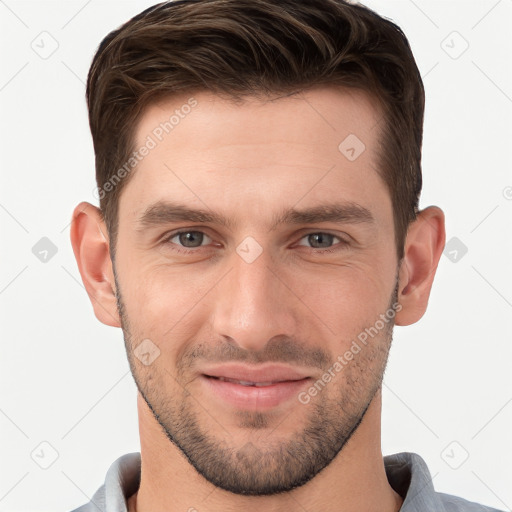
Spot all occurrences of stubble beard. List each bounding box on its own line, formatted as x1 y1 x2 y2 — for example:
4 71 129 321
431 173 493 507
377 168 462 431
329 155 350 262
115 270 398 496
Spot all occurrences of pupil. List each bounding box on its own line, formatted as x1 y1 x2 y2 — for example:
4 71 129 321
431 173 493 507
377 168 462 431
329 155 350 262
309 233 333 248
179 231 203 247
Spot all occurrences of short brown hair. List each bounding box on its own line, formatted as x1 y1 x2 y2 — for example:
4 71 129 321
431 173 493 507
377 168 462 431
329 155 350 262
86 0 424 261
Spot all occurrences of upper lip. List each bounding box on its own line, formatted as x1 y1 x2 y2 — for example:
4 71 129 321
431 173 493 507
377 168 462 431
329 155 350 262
202 363 311 383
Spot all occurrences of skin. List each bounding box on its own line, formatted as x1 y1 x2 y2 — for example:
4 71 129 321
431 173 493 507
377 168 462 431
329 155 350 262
71 86 445 512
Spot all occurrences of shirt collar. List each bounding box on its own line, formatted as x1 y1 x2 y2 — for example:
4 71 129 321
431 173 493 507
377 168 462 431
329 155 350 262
384 451 446 511
102 451 445 511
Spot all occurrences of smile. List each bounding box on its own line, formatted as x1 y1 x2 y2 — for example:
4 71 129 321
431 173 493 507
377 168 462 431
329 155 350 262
212 376 280 387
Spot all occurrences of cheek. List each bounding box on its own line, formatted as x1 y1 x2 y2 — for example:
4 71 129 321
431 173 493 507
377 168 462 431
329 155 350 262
284 263 396 359
293 262 393 315
120 263 214 345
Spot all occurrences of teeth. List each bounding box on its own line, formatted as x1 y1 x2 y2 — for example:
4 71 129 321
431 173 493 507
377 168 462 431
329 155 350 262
217 376 276 387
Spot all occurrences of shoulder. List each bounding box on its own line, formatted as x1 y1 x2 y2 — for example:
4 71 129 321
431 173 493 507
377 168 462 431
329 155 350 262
384 452 505 512
437 492 506 512
68 484 106 512
67 452 139 512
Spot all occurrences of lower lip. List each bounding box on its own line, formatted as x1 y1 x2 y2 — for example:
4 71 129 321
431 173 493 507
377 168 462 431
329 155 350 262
201 375 311 410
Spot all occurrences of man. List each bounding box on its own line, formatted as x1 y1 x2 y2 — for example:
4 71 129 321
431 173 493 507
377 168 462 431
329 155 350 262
69 0 502 511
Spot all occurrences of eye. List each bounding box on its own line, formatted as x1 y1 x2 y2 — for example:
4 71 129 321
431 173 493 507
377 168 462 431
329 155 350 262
163 230 213 253
296 232 348 251
160 230 349 255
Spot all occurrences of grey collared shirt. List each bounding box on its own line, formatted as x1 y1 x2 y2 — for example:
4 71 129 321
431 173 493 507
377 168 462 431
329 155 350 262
70 451 504 512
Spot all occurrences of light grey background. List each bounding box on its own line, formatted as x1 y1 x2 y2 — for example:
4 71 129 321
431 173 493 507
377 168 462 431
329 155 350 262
0 1 511 511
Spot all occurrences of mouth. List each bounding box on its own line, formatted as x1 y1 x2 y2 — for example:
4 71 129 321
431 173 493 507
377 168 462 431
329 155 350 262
206 376 299 387
199 365 312 410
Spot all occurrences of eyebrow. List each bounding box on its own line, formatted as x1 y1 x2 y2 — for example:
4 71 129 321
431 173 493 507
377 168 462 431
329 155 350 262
136 200 375 233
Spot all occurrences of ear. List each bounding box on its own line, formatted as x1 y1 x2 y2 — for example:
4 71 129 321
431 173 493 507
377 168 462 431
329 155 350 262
395 206 446 326
70 202 121 327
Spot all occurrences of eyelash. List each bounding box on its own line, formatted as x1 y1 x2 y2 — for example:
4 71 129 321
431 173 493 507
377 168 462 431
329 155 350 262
161 230 349 255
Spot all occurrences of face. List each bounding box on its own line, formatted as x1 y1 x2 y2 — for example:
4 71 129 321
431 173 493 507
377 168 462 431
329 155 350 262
113 87 400 495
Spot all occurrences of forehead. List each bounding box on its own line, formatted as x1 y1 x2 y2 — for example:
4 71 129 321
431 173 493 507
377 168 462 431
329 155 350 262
120 86 389 229
134 86 383 156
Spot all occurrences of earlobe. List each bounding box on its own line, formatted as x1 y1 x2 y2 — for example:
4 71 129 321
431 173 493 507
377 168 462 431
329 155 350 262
395 206 446 326
70 202 121 328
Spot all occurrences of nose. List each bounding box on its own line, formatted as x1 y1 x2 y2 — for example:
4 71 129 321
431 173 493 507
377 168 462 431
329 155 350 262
211 244 298 353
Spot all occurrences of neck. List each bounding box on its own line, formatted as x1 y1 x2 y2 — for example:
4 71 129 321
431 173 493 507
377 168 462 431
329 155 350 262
128 389 403 512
